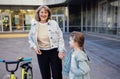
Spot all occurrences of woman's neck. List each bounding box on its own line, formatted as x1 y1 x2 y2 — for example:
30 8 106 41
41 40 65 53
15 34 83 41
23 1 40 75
40 20 47 23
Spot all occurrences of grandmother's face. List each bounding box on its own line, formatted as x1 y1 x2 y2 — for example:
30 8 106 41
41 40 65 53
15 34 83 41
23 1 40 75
39 8 49 22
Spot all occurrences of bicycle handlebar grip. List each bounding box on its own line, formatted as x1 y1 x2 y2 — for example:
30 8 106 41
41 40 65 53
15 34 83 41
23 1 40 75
23 58 32 61
0 59 4 62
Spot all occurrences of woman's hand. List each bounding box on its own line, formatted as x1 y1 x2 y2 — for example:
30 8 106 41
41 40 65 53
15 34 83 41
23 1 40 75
58 52 64 59
35 48 42 55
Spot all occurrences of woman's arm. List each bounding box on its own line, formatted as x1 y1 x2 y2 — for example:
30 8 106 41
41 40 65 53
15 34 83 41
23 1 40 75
28 23 37 50
56 23 66 53
54 21 65 59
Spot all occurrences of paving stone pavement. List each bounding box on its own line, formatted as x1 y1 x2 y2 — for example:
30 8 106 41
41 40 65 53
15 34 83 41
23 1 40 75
0 33 120 79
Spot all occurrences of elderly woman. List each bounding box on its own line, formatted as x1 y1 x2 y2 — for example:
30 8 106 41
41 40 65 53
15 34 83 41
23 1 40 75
28 5 65 79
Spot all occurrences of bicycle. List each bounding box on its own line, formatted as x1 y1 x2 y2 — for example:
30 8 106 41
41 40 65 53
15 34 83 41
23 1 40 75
0 57 33 79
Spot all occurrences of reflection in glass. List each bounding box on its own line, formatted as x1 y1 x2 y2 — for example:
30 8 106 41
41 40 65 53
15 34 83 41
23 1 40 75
2 15 10 31
107 0 118 35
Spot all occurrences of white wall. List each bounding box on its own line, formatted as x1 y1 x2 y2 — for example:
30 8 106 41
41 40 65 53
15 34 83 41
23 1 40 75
0 0 66 5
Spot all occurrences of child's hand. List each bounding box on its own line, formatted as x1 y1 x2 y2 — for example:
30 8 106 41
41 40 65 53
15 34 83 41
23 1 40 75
58 52 64 59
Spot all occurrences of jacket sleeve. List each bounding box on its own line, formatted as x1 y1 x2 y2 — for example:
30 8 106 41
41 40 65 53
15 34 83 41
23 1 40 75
63 50 73 76
56 23 66 53
71 54 90 76
28 23 37 50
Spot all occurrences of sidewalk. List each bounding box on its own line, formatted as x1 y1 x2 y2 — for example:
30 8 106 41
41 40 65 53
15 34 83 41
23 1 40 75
84 33 120 79
0 33 28 38
0 33 120 79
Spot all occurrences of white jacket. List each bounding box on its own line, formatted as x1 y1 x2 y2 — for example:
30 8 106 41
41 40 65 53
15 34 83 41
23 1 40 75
28 20 66 52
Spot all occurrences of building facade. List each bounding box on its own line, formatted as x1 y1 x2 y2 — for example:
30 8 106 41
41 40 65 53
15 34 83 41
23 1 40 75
0 0 68 32
0 0 120 37
69 0 120 37
0 6 68 32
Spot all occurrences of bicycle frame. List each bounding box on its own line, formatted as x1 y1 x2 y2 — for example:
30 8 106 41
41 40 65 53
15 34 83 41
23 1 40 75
10 74 16 79
21 62 33 79
22 68 25 79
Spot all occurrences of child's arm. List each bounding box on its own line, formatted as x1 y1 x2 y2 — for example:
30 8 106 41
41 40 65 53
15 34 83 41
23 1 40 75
71 55 90 76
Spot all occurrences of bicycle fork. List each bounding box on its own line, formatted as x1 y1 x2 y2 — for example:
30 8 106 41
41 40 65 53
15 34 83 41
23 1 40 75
22 68 27 79
21 62 32 79
10 73 16 79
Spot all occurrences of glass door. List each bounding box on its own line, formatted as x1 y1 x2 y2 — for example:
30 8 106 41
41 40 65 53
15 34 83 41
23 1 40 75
2 14 10 31
52 14 65 32
0 14 3 32
12 14 24 32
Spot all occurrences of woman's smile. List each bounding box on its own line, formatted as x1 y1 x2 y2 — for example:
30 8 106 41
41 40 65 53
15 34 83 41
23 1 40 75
41 15 47 19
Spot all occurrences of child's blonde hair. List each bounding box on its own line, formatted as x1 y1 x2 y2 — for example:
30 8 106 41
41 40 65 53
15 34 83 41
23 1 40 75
70 31 85 51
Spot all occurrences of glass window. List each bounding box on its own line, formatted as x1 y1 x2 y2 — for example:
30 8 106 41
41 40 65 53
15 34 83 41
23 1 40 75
87 10 91 32
24 10 35 31
2 14 10 31
0 9 11 32
98 2 107 33
98 0 119 35
0 8 35 32
11 9 35 32
11 10 24 32
0 14 2 32
68 6 81 32
92 5 98 32
83 11 86 31
107 0 118 35
117 0 120 36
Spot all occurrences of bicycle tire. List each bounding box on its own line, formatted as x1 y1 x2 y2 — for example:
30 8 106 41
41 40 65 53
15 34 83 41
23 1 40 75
24 67 33 79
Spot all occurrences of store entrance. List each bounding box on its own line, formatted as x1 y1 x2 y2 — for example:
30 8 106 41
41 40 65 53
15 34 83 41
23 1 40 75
0 9 35 33
51 14 65 32
0 13 11 32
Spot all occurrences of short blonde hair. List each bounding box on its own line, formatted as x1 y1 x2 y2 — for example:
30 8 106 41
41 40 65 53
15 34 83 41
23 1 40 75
35 5 51 22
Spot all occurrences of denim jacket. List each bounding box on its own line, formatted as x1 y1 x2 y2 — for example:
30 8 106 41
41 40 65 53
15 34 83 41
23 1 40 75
63 49 90 79
28 20 65 52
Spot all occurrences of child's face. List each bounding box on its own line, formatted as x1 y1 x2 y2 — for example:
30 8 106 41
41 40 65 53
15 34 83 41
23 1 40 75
69 37 75 48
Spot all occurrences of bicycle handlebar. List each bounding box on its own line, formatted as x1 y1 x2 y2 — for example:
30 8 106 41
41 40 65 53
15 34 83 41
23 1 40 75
0 59 4 62
23 58 32 61
0 57 32 73
0 58 32 63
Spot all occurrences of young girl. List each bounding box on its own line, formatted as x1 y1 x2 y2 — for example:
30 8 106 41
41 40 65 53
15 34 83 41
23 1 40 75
63 31 90 79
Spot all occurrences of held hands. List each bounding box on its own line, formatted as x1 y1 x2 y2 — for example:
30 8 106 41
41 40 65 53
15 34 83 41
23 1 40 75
35 48 42 55
35 48 64 59
58 52 64 60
